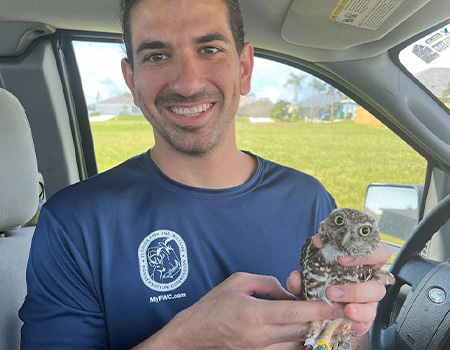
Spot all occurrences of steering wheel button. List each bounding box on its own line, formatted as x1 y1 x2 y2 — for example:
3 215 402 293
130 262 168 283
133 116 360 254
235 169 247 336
428 287 446 304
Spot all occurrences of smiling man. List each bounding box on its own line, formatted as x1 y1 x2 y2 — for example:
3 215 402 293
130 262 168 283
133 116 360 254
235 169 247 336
20 0 391 349
121 0 256 189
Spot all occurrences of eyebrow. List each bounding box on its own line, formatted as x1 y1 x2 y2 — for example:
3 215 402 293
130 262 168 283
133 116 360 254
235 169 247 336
194 33 230 45
135 41 169 56
135 33 230 56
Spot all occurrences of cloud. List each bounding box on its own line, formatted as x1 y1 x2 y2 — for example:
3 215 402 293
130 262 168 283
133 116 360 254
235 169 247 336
250 57 311 102
73 41 128 103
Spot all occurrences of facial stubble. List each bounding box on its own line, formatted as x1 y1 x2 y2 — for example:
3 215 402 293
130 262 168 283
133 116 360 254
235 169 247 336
139 89 240 157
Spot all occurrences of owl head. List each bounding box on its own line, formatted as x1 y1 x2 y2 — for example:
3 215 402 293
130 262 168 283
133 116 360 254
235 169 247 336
319 208 380 257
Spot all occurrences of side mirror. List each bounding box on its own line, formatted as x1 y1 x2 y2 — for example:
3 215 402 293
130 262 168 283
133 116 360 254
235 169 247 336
364 183 423 265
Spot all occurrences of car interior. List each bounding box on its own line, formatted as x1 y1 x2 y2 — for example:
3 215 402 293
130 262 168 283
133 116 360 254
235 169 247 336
1 0 450 349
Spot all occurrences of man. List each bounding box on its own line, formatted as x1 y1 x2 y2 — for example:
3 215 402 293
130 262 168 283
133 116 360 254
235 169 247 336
20 0 391 348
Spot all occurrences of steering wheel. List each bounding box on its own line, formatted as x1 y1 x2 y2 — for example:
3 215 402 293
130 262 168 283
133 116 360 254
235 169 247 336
371 193 450 349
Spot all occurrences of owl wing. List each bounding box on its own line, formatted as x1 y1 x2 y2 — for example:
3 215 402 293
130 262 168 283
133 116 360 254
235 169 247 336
300 237 324 300
300 237 314 268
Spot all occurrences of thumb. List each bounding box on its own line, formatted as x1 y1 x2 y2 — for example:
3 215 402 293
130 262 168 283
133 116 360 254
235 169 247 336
286 270 303 298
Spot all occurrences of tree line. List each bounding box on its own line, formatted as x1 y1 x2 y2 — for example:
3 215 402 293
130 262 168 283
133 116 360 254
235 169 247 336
269 73 349 121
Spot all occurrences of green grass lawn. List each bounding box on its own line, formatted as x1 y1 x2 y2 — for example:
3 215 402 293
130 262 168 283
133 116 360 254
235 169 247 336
90 116 426 210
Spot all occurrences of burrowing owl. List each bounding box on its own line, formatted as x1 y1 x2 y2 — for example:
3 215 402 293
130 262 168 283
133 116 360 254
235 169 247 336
300 208 395 350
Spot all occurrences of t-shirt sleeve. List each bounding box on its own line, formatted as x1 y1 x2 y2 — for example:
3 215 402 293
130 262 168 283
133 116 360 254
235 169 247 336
19 206 108 349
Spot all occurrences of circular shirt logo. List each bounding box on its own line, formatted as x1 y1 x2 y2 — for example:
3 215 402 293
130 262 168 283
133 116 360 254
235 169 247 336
138 230 188 292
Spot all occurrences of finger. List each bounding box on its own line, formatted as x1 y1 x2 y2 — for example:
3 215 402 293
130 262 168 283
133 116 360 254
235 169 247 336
311 233 325 249
266 323 310 344
326 280 386 303
351 321 371 335
267 341 302 350
337 242 392 269
286 271 302 297
257 299 345 325
227 273 295 300
344 302 377 323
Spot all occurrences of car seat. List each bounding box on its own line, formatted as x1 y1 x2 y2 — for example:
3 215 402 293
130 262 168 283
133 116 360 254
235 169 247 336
0 87 39 350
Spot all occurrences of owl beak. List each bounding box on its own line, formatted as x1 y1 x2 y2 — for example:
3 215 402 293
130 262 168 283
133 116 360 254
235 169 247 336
341 231 351 246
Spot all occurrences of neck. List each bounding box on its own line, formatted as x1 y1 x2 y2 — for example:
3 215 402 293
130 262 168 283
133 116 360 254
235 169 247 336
149 143 257 189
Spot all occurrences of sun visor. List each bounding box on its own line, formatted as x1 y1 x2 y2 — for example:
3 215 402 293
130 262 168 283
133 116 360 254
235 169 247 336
281 0 433 50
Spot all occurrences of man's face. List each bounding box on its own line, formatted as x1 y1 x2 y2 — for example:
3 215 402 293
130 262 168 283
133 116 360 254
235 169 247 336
122 0 253 156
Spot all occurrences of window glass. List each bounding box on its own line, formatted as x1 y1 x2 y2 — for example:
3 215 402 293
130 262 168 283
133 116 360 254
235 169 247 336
399 22 450 110
73 40 427 263
73 41 151 172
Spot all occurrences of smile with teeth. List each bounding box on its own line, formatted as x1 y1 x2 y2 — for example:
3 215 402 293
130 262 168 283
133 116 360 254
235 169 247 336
170 103 212 117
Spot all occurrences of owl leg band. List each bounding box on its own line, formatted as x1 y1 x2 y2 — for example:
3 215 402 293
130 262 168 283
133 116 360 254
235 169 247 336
301 338 316 349
314 339 330 350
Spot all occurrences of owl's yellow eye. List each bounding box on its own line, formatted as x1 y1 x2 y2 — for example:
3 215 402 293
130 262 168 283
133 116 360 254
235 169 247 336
334 215 345 226
359 226 371 236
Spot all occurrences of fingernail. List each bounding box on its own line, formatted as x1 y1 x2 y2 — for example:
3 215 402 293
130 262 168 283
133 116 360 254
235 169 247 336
329 286 344 299
286 291 297 300
312 234 325 248
339 256 355 264
292 271 301 284
351 306 359 316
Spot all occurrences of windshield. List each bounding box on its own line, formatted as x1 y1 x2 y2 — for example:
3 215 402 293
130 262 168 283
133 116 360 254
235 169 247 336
399 22 450 110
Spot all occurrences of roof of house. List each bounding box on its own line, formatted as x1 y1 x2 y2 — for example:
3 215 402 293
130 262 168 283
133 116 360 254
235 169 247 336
96 96 134 104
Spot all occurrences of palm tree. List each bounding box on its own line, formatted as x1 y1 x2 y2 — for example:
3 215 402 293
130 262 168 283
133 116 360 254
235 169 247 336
284 73 306 119
309 79 327 121
326 86 345 119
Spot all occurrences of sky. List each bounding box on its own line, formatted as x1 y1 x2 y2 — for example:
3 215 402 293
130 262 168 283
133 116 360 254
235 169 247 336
73 41 129 105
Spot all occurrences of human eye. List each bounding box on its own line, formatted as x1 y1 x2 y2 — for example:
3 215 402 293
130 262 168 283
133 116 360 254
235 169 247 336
144 52 169 63
200 46 221 55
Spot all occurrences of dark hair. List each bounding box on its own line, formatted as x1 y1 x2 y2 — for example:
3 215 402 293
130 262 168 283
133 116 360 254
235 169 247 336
120 0 245 67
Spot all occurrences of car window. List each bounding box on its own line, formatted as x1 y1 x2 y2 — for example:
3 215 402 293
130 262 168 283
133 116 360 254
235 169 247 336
399 22 450 110
73 40 427 262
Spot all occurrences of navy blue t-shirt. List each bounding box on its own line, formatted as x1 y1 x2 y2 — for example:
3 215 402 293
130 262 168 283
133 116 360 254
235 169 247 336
20 151 335 349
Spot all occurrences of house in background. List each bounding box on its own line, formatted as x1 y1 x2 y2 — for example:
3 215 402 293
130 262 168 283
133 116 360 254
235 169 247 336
237 95 272 119
340 99 358 119
93 96 141 116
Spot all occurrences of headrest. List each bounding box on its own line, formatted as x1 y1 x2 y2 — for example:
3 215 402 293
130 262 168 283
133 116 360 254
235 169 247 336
0 88 38 231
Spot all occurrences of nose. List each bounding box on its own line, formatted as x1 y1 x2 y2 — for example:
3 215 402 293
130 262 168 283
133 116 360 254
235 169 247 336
169 52 206 97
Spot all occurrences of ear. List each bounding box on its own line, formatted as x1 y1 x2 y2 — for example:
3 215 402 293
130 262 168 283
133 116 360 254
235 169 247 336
239 42 254 96
121 58 138 105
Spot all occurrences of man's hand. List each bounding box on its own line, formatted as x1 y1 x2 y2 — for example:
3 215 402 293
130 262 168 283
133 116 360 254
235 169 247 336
134 272 347 350
287 233 392 336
